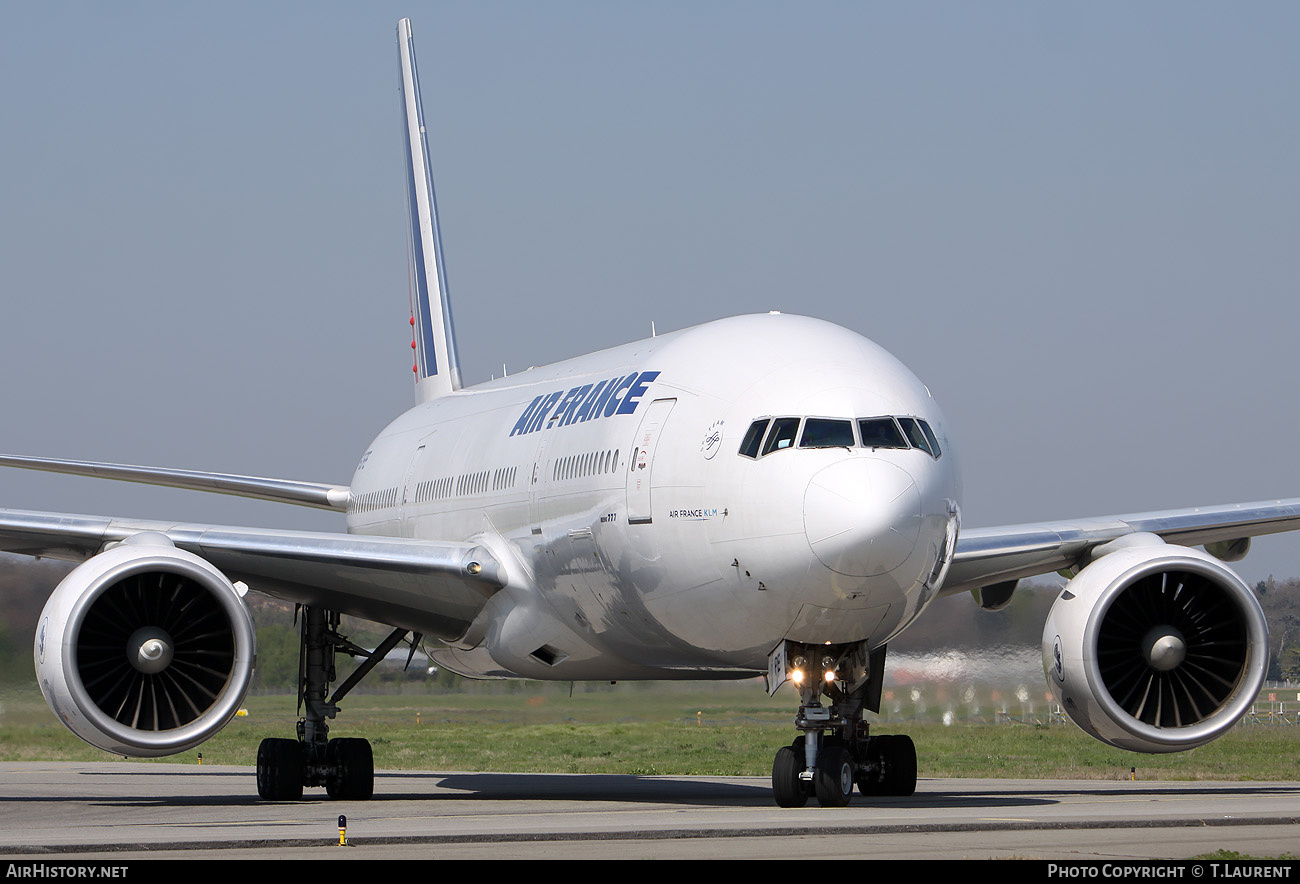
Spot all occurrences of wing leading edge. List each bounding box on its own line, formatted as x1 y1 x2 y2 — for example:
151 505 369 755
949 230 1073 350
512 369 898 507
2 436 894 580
943 497 1300 596
0 507 503 641
0 453 350 512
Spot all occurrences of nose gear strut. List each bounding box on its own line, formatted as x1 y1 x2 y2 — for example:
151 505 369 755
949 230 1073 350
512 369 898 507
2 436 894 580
768 639 917 807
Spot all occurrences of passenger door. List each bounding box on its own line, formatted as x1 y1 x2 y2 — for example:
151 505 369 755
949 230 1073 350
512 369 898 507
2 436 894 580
626 398 676 524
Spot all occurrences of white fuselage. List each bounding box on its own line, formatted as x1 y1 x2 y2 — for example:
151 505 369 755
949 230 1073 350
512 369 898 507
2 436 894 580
345 313 962 681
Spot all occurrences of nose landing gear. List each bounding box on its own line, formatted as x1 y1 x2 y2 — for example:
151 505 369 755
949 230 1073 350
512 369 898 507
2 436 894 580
768 640 917 807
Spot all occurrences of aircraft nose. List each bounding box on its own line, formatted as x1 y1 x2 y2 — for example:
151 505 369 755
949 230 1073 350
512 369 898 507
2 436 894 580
803 458 921 577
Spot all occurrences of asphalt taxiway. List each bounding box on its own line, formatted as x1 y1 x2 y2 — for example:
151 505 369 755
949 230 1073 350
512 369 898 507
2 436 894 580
1 762 1298 860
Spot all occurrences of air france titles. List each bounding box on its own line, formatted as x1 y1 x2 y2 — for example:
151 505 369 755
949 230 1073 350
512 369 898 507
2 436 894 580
508 371 660 437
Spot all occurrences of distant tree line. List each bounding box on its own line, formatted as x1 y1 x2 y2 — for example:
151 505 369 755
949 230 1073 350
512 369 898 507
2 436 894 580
1254 577 1300 681
893 576 1300 683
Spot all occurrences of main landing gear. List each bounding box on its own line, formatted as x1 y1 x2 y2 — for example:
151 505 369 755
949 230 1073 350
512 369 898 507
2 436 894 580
256 606 420 801
769 640 917 808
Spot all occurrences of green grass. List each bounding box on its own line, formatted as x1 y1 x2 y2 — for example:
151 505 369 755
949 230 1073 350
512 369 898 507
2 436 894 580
1193 850 1299 861
4 686 1298 780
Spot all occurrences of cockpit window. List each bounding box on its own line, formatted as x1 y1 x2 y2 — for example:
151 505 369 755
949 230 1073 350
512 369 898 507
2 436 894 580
738 419 769 458
800 418 854 448
858 417 909 450
918 419 942 458
900 418 934 456
761 417 801 455
737 413 942 460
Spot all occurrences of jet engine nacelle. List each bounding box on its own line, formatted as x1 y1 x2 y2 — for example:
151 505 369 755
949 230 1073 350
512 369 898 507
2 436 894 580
33 533 256 757
1042 535 1267 753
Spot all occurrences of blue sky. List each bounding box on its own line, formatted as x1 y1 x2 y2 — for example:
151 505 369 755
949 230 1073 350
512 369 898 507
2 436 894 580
2 2 1298 583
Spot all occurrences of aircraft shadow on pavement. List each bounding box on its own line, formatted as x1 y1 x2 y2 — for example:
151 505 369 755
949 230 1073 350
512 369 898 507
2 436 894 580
371 772 1061 809
43 769 1296 810
33 769 1057 809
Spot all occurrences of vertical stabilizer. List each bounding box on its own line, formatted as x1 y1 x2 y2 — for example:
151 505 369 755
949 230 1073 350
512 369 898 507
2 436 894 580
398 18 462 402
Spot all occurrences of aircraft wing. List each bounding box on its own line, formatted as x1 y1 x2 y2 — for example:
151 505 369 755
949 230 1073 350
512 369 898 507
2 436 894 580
942 498 1300 596
0 507 503 641
0 453 350 511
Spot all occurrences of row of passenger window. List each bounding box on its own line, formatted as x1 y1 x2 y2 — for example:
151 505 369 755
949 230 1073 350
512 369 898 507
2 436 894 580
355 465 523 516
352 486 399 513
738 415 942 459
552 449 620 482
414 466 521 503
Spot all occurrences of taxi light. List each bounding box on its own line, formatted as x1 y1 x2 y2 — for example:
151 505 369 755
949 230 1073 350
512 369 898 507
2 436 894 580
791 654 809 686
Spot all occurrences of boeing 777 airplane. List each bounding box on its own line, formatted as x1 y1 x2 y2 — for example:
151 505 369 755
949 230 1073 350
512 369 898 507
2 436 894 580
4 19 1298 807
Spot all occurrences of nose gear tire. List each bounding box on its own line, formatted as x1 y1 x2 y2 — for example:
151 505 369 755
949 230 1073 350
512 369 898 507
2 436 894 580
772 744 809 808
